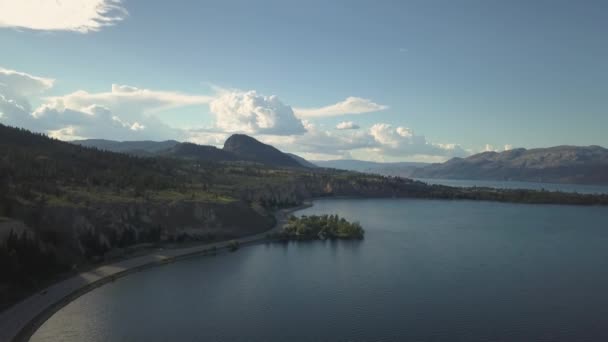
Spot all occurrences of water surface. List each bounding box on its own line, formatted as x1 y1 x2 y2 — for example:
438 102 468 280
32 199 608 341
416 178 608 194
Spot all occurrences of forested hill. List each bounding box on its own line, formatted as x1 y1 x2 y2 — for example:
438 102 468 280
412 146 608 185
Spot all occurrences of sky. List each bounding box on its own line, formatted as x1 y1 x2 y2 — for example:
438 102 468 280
0 0 607 162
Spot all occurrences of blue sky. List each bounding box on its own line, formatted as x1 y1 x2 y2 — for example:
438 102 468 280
0 0 607 161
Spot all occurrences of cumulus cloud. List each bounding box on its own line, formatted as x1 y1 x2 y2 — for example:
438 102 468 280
369 123 467 158
47 126 85 140
0 0 127 33
27 102 180 141
258 121 374 160
0 67 55 128
294 97 388 118
258 121 466 161
187 130 229 146
20 84 214 140
483 144 514 153
336 121 360 130
209 90 305 135
0 67 54 120
483 144 495 152
0 69 202 141
0 93 30 127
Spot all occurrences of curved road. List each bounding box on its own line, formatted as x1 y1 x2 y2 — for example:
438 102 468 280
0 204 310 342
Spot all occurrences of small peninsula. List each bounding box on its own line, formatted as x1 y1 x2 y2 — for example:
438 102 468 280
269 214 365 241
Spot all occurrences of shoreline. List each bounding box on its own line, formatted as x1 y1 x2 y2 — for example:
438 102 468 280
0 202 312 342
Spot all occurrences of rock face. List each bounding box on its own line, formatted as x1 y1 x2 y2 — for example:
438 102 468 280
223 134 303 168
412 146 608 185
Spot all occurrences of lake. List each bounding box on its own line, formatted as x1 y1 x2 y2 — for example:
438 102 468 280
415 178 608 194
31 199 608 342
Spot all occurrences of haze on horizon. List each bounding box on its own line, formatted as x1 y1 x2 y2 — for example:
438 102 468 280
0 0 607 163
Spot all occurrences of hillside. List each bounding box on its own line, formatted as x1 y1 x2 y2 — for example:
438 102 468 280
412 146 608 185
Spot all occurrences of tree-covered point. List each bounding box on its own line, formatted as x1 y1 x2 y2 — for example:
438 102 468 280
270 214 365 241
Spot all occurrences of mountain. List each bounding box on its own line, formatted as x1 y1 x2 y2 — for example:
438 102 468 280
222 134 302 168
314 159 428 177
73 135 310 168
73 139 179 156
412 146 608 185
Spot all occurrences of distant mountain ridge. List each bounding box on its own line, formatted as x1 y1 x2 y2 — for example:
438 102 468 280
313 159 428 177
73 139 180 156
286 153 318 168
72 135 310 168
412 145 608 185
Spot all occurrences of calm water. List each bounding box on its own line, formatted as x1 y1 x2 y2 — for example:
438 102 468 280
416 178 608 194
32 199 608 342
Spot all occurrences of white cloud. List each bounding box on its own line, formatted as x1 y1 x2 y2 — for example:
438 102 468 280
0 67 55 128
483 144 513 153
336 121 360 130
258 121 375 159
258 121 467 162
0 67 54 95
187 130 229 146
483 144 496 152
47 126 85 140
0 93 30 126
43 84 213 116
0 0 127 33
294 97 388 118
369 123 467 158
0 70 200 141
22 84 214 140
30 95 185 141
209 90 305 136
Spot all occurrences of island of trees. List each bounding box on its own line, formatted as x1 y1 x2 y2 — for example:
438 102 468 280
269 214 365 241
